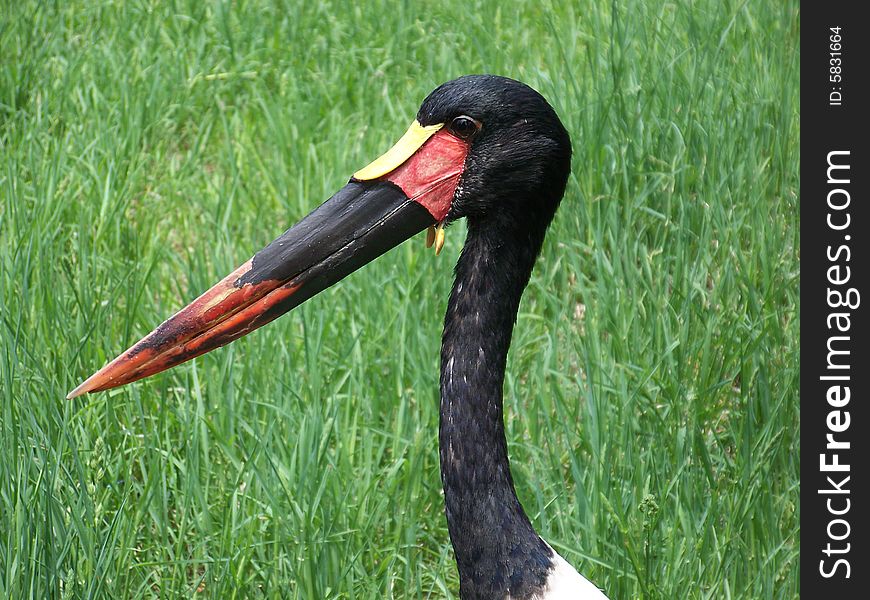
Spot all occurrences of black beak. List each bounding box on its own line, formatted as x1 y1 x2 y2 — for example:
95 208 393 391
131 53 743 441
67 181 433 397
69 118 472 398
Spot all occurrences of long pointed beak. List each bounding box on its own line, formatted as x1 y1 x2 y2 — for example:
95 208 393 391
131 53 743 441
69 120 469 398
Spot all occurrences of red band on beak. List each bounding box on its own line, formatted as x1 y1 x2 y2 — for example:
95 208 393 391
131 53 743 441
383 130 468 222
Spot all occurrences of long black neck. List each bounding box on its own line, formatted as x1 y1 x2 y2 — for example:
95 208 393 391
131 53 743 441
439 213 554 600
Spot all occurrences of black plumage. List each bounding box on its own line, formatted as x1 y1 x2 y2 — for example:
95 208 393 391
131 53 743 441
420 76 573 600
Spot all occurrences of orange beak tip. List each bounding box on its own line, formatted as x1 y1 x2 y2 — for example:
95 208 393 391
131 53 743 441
66 375 99 399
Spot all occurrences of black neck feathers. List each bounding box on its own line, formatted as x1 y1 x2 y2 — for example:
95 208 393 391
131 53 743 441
439 213 554 600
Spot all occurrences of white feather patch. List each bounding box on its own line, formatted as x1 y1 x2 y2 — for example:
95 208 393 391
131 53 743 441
529 546 609 600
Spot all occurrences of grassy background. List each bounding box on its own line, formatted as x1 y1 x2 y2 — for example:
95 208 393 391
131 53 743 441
1 0 799 598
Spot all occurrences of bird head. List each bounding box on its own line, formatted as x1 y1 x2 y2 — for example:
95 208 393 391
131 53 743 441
68 75 572 398
417 75 571 226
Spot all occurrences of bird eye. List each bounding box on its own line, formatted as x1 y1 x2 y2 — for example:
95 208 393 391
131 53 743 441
448 115 480 140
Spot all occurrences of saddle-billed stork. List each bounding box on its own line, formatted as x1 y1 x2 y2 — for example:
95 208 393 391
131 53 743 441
70 75 609 599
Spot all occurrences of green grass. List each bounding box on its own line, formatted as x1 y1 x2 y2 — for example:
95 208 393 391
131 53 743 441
1 0 799 598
